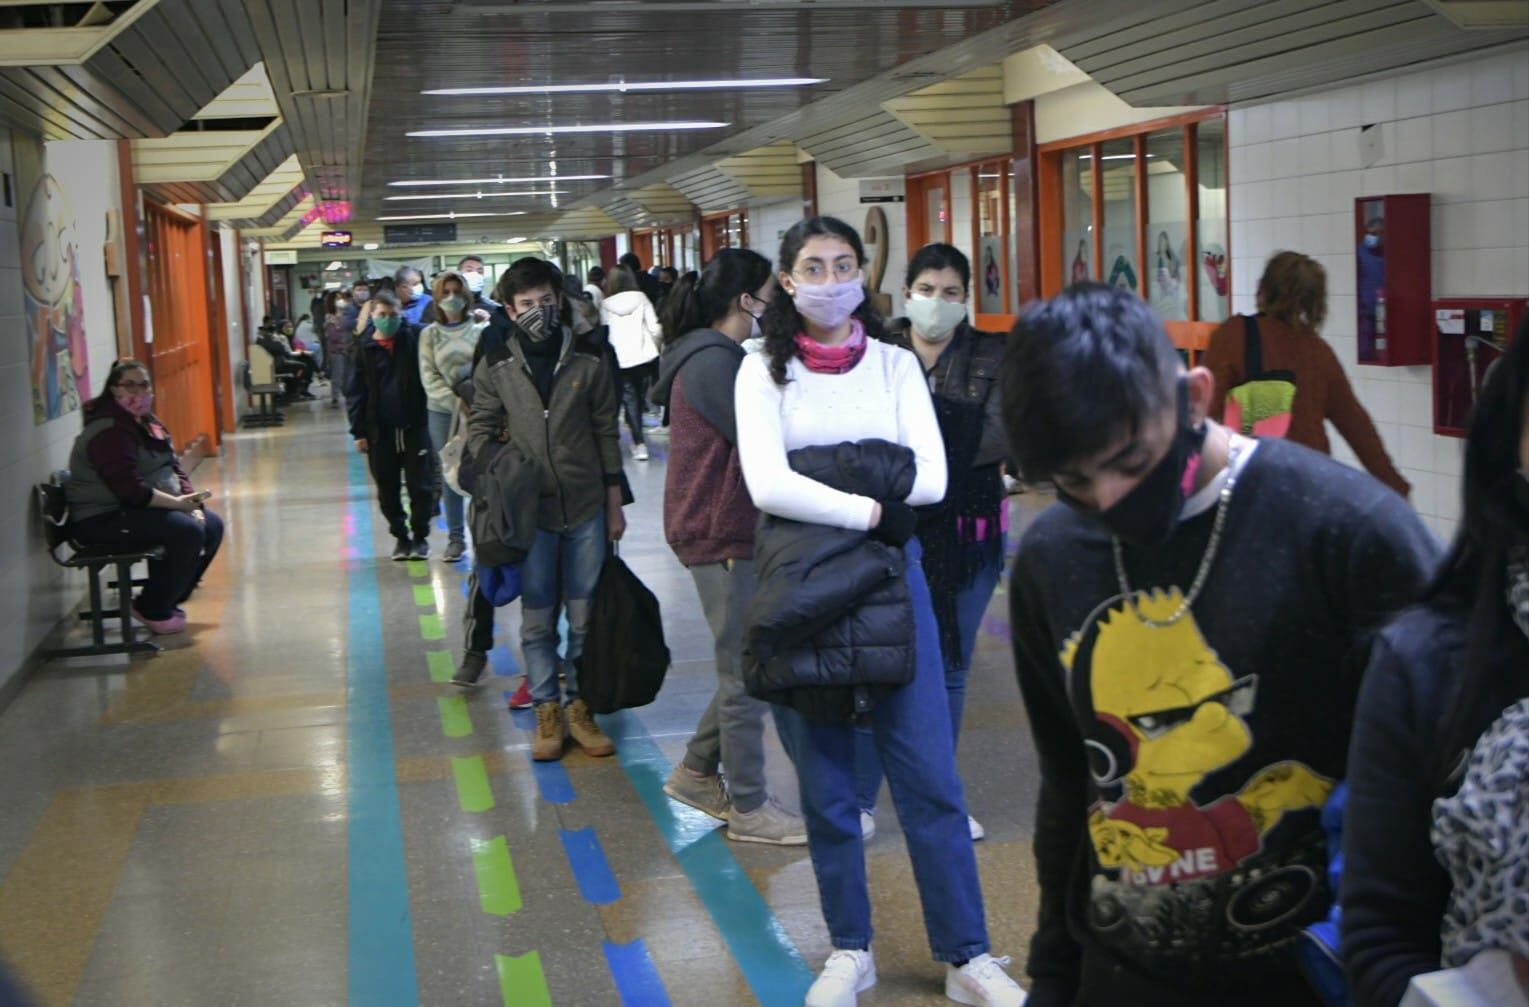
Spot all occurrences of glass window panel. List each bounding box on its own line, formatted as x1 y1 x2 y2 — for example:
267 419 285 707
1196 119 1230 322
976 164 1005 314
1101 138 1140 294
1145 129 1190 322
1061 149 1093 284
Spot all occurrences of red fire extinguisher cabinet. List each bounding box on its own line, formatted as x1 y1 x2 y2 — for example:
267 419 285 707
1355 194 1431 366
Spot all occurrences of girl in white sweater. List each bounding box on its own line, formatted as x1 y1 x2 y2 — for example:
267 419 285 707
418 270 486 561
735 217 1023 1007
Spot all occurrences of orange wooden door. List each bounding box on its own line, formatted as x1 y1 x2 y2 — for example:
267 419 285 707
143 202 219 455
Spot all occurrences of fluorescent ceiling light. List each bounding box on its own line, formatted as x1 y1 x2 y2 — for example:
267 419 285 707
424 77 825 97
363 242 380 250
378 211 528 221
1079 153 1157 161
389 174 608 187
384 191 563 201
407 122 726 138
505 236 528 243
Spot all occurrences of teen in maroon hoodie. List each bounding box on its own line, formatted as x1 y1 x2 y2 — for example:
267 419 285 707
649 248 807 847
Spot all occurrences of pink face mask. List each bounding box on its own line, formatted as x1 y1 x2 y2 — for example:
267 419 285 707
791 278 865 330
118 392 154 418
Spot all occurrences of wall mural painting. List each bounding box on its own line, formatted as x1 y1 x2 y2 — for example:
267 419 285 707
15 134 90 424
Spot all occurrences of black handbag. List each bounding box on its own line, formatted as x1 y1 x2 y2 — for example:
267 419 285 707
575 548 671 714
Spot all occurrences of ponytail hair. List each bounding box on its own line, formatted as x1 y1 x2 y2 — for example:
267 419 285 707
762 215 884 385
660 247 772 346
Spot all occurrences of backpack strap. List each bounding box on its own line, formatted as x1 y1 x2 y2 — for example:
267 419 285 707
1243 314 1265 381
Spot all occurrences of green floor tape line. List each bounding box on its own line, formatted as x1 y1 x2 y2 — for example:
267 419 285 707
451 755 494 812
438 696 472 738
407 560 429 578
471 837 523 917
426 650 454 683
496 952 551 1007
413 584 436 608
419 613 444 640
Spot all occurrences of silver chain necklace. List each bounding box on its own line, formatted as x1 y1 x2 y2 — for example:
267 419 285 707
1112 444 1242 628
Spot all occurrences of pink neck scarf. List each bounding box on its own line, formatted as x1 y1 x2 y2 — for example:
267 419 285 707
794 318 867 375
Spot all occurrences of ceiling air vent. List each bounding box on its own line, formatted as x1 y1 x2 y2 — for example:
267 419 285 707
1421 0 1529 29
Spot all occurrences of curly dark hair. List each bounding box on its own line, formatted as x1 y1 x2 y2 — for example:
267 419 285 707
761 216 883 385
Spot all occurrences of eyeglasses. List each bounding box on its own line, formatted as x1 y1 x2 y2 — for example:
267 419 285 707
1125 674 1259 740
116 380 152 393
793 261 861 284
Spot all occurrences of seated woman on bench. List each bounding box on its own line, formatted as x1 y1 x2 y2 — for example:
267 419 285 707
65 360 224 636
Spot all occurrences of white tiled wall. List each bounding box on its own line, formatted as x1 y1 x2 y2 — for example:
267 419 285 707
1228 44 1529 543
0 135 124 692
746 196 807 265
813 163 911 316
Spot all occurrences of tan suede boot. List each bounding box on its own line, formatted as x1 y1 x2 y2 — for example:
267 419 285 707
565 699 615 757
531 701 567 762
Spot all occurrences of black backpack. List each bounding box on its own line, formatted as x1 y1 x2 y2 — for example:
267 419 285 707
576 549 671 714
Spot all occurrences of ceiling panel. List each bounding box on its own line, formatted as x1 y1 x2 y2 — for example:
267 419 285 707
350 0 1059 237
0 0 260 139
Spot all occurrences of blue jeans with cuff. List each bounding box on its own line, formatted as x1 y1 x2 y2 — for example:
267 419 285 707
520 512 606 705
771 539 990 964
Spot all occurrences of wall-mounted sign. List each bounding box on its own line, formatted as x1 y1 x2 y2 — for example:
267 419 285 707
265 249 298 265
321 230 353 248
858 178 906 204
383 222 458 246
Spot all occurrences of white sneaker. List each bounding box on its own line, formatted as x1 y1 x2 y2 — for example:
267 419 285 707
860 810 876 841
946 954 1026 1007
807 949 876 1007
969 815 986 842
632 443 649 461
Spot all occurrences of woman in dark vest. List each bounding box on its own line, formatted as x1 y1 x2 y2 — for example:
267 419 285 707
858 243 1009 844
66 359 224 635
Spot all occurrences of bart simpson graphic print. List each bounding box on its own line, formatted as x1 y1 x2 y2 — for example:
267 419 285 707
1061 588 1336 977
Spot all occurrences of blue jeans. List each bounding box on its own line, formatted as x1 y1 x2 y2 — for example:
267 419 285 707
772 540 990 964
426 408 464 541
855 542 1004 811
520 512 606 705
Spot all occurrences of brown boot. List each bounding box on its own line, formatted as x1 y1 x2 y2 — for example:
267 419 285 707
531 701 567 762
565 699 615 757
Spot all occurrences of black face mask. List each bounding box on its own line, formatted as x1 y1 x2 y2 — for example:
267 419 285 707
1058 381 1206 547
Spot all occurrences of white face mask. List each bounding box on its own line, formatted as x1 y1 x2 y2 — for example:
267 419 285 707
905 294 967 343
464 272 486 294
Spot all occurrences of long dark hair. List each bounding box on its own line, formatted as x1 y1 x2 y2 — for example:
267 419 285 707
762 216 884 385
87 358 150 416
1431 318 1529 780
659 247 771 347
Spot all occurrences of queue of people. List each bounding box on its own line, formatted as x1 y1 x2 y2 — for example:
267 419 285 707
178 222 1522 1007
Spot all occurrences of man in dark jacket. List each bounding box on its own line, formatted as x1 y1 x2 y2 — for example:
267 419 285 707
1001 284 1439 1007
345 290 437 561
466 257 625 763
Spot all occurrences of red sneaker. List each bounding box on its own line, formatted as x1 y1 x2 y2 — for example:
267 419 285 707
507 678 533 710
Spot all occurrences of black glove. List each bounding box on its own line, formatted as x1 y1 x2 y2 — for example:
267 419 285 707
870 499 917 547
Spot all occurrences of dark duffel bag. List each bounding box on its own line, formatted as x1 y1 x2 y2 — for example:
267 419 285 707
576 549 671 714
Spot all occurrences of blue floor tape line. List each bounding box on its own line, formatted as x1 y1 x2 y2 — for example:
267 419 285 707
489 645 519 677
345 450 421 1007
599 710 814 1006
603 939 672 1007
559 827 622 905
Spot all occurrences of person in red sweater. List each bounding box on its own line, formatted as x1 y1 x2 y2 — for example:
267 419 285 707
1204 251 1410 497
649 247 807 847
